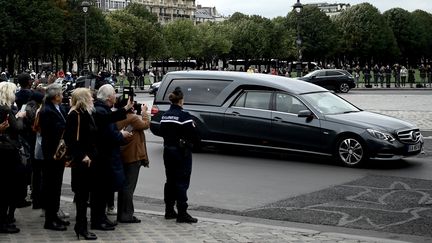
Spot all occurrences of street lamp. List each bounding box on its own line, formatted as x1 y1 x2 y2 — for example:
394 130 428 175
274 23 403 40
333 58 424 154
293 0 303 77
81 1 90 75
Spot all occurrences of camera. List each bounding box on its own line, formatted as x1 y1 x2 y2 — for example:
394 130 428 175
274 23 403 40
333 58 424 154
116 88 142 115
133 101 142 115
122 87 134 102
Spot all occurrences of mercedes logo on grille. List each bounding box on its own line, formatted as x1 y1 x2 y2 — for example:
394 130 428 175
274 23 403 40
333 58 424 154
409 131 418 142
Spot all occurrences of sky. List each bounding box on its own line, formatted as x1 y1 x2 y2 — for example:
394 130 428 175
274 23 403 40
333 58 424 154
195 0 432 18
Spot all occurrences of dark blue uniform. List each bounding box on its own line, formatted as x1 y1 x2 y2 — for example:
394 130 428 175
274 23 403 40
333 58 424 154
160 104 199 214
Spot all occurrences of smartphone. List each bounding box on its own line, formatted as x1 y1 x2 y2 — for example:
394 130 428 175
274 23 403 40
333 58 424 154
20 104 27 112
122 87 134 102
124 125 133 133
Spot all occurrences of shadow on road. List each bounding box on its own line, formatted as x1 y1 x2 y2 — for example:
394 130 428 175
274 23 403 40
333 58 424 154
199 145 421 170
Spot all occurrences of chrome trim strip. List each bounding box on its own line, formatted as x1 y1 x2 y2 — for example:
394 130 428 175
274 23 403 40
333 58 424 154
230 106 271 112
201 139 332 156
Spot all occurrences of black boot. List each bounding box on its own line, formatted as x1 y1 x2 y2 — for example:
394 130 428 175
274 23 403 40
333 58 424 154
74 224 97 240
165 207 178 220
176 212 198 223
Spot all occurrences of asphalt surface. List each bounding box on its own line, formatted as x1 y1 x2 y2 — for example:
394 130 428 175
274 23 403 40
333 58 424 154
133 88 432 241
21 87 426 243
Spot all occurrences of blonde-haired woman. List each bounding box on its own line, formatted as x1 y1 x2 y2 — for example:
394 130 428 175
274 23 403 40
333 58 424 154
64 88 97 240
0 82 26 234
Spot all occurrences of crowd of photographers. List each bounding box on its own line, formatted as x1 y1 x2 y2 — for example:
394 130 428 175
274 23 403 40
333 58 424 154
0 71 152 240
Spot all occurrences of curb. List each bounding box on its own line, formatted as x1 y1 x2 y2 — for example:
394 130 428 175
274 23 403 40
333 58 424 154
60 196 410 243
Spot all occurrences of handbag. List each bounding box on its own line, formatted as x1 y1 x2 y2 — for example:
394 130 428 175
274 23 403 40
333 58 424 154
53 112 80 165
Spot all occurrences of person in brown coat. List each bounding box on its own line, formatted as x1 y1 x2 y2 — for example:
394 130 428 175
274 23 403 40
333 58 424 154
116 102 150 223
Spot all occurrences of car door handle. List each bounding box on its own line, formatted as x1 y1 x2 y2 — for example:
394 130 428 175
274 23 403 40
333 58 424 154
273 117 283 122
231 111 240 116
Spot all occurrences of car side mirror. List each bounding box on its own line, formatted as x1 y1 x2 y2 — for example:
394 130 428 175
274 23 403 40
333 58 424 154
298 110 313 118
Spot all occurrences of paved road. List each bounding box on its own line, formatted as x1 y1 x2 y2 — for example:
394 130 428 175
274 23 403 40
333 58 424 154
339 90 432 134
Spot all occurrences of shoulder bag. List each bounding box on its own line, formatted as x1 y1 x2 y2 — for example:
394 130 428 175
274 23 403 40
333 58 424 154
54 111 80 166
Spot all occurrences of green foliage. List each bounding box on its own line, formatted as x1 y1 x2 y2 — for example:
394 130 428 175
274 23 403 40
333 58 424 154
383 8 418 61
162 20 199 60
287 6 338 60
0 0 432 72
411 10 432 62
334 3 399 64
196 22 232 66
125 2 158 23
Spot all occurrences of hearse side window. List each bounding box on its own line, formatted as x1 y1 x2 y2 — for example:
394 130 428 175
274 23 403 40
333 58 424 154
243 91 272 110
326 71 341 76
164 79 231 105
275 93 307 114
233 92 246 107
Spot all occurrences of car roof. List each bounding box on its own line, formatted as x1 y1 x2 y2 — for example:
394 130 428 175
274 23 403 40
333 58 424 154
164 70 327 95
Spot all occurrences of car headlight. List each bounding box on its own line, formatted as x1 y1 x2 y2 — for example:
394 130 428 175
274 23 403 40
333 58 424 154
367 129 395 142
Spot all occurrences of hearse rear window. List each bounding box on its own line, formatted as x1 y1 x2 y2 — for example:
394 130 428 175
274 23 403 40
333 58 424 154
164 79 232 105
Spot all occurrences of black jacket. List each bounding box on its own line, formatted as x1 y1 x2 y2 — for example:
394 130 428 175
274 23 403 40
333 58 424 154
160 104 200 148
64 109 97 166
39 101 67 161
93 99 127 191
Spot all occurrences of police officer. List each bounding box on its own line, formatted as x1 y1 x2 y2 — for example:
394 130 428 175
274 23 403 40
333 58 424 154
160 87 200 223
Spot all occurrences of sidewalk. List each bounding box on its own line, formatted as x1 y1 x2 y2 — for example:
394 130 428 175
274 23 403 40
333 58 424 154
1 197 410 243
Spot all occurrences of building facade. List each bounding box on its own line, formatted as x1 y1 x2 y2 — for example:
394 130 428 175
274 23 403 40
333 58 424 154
195 5 225 24
95 0 196 23
306 2 350 17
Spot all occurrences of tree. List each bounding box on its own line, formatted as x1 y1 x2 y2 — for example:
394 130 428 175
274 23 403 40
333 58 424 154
106 11 140 71
125 2 158 23
196 22 232 69
334 3 398 65
226 15 273 68
125 3 163 69
287 6 338 62
383 8 418 65
162 20 198 61
270 17 296 61
411 10 432 63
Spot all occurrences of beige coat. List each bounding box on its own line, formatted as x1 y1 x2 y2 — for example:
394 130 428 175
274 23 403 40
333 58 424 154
116 112 150 166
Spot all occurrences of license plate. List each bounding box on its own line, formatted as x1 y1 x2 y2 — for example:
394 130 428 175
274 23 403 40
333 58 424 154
408 143 421 152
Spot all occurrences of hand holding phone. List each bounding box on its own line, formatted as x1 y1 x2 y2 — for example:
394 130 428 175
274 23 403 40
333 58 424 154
20 104 27 113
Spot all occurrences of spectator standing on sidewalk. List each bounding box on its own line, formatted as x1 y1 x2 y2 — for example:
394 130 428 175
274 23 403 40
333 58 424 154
116 99 150 224
385 65 392 88
38 83 70 231
373 64 380 87
127 69 135 88
408 67 416 88
353 65 360 85
379 65 385 88
64 88 98 240
118 69 126 89
133 64 143 90
427 64 432 88
363 65 371 87
419 64 427 87
400 66 408 87
0 82 26 234
160 87 200 223
393 64 401 88
92 84 133 231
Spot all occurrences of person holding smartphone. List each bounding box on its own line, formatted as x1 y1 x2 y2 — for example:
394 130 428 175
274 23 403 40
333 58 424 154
116 98 149 223
0 82 26 234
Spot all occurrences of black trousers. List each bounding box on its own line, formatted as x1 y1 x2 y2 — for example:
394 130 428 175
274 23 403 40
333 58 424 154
71 165 91 228
163 146 192 213
89 162 115 225
42 159 65 222
31 159 44 208
0 149 21 224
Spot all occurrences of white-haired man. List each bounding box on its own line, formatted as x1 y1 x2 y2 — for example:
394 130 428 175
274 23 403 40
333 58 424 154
90 84 132 231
